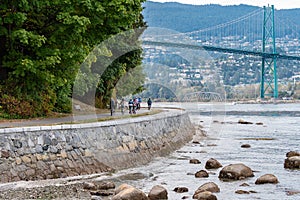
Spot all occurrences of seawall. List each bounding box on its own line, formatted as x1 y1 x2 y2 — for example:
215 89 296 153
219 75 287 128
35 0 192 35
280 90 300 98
0 110 195 183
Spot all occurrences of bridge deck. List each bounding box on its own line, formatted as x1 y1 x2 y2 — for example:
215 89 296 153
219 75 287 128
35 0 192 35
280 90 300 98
142 41 300 61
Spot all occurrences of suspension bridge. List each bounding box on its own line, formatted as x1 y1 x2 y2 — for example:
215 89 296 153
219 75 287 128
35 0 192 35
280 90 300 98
142 5 300 99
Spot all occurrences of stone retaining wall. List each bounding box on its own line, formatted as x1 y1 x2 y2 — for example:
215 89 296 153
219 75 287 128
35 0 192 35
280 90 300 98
0 110 194 183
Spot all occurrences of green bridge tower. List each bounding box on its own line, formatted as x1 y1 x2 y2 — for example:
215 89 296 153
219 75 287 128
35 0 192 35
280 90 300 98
260 5 278 99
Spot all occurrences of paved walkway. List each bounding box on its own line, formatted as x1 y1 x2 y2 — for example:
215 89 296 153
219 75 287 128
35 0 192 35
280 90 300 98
0 108 150 128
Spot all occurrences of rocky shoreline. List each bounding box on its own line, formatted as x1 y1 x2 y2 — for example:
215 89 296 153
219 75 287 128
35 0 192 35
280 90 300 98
1 151 298 200
1 121 299 200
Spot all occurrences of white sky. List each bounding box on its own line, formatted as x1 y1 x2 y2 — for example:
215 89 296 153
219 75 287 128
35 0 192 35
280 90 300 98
150 0 300 9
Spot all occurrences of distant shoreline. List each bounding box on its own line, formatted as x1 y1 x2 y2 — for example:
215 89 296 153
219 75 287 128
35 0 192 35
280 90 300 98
153 99 300 105
229 99 300 104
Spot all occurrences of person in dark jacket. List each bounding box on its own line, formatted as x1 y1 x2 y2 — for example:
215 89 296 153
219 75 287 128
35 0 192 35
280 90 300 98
110 98 115 116
147 98 152 110
128 99 133 114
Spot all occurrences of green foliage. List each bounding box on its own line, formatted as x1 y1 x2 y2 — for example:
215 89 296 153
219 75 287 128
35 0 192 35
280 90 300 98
116 64 146 98
0 94 33 118
0 0 146 118
74 28 146 108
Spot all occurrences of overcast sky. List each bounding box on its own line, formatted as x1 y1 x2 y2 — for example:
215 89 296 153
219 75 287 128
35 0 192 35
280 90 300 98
150 0 300 9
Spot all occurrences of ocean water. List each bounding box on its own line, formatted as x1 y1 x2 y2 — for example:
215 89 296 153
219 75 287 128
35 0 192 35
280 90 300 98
113 102 300 200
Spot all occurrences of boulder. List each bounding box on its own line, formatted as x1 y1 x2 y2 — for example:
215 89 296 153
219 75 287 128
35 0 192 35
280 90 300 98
173 187 188 193
235 190 250 194
114 184 133 195
90 190 114 196
148 185 168 200
284 156 300 169
112 184 148 200
1 150 10 158
195 170 209 178
241 144 251 148
218 163 254 180
83 182 97 190
205 158 222 169
255 174 279 184
97 181 115 190
193 182 220 199
194 191 217 200
91 196 102 200
286 151 300 157
190 159 201 164
239 183 250 187
238 119 253 124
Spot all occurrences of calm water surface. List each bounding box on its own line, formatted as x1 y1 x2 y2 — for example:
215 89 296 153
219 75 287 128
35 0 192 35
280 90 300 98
114 103 300 200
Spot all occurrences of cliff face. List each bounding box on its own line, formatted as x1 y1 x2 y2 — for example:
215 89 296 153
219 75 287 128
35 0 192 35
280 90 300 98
0 110 194 183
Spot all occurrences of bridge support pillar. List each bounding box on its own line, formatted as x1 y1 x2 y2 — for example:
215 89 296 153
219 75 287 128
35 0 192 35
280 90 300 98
260 5 278 99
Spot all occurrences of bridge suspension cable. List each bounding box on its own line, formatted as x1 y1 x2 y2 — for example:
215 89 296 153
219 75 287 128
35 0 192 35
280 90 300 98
142 5 300 99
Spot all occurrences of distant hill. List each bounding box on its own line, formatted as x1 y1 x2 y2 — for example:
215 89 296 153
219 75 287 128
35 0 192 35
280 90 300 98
143 1 300 33
142 1 300 94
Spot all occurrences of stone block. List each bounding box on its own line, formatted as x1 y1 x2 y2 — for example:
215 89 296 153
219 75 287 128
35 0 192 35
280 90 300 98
10 168 18 177
12 176 21 182
57 167 64 172
49 154 57 161
35 154 43 161
49 146 58 154
140 141 147 149
127 141 138 151
54 160 63 167
21 155 31 164
28 155 35 162
70 151 78 160
36 161 48 170
84 149 93 157
1 174 9 183
67 152 73 160
41 154 49 161
37 136 44 145
15 157 22 165
46 174 54 179
60 150 68 158
61 160 68 168
1 150 10 158
35 145 44 154
25 169 35 177
18 171 26 180
50 164 56 172
66 160 75 168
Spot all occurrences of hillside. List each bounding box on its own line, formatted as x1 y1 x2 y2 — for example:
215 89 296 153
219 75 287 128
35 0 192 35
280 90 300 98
142 1 300 99
143 1 300 33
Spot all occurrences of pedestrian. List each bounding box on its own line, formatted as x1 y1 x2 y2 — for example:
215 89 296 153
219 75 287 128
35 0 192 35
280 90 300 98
133 98 138 114
110 98 115 116
128 99 133 114
120 98 125 115
147 98 152 110
137 97 142 110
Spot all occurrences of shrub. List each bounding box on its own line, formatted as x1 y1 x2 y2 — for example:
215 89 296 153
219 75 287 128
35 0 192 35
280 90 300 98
0 94 35 118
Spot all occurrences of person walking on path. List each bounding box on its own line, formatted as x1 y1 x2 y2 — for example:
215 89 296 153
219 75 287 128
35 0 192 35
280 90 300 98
120 98 125 115
128 99 133 114
147 98 152 110
137 97 142 110
133 98 138 114
110 98 115 116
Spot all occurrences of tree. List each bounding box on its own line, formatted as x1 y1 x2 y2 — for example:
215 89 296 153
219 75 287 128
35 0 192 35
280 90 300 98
0 0 146 117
